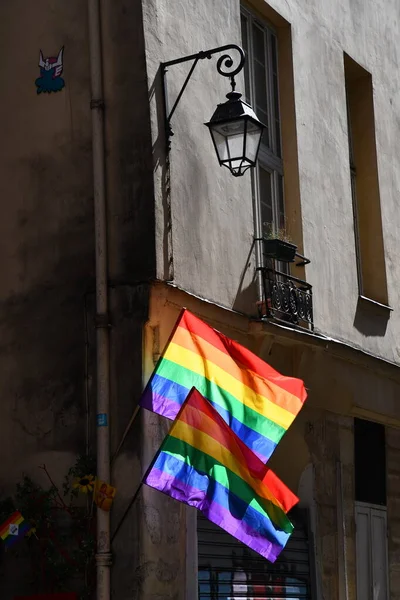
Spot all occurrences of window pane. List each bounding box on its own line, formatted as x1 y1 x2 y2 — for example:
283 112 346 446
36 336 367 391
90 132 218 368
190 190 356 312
277 174 285 229
240 14 251 103
355 507 371 600
354 418 386 505
259 168 273 234
254 63 269 146
271 34 282 156
252 24 270 147
253 23 265 66
254 61 268 108
371 509 389 600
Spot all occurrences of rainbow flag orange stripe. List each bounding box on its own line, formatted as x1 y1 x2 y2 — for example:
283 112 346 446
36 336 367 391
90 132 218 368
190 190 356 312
0 511 31 547
144 388 297 562
140 309 307 461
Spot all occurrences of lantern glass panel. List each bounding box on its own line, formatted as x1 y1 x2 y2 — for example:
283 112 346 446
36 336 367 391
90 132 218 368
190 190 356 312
244 122 263 163
210 119 245 161
209 129 229 162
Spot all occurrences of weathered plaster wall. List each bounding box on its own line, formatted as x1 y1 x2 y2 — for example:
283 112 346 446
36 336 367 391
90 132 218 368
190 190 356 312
0 2 93 596
0 1 155 597
143 0 400 364
265 0 400 363
142 0 258 315
0 0 93 491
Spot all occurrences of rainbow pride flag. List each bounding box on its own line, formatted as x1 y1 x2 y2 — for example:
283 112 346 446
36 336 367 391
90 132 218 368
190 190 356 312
140 309 307 462
0 511 31 547
144 388 297 562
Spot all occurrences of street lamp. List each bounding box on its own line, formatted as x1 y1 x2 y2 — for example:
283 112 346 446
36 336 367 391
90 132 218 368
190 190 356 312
162 44 265 177
205 87 264 177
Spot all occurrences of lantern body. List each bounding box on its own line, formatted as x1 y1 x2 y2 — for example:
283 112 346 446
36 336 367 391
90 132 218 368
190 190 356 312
205 91 265 176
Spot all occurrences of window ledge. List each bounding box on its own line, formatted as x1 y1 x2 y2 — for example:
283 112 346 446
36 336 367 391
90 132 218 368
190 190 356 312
358 295 393 312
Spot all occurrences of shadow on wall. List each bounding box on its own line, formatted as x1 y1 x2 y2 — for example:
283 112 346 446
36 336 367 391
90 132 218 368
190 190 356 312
353 297 390 337
150 66 174 282
232 238 259 317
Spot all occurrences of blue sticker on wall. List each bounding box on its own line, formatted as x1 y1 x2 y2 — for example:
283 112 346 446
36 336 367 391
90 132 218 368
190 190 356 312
97 413 108 427
35 47 65 94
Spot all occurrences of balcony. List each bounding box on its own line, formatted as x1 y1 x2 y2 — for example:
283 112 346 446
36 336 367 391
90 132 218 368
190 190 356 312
256 250 314 331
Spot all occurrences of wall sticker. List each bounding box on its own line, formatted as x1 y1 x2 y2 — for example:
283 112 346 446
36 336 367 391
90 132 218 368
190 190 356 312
35 47 65 94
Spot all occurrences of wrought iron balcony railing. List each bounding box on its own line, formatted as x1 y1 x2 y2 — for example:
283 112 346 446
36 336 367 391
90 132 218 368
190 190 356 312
257 260 314 330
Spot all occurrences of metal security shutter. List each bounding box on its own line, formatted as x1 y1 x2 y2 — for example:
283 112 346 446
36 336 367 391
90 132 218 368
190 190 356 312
198 508 312 599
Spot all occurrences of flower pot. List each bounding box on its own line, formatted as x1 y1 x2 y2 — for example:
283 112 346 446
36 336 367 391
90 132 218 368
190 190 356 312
263 238 297 262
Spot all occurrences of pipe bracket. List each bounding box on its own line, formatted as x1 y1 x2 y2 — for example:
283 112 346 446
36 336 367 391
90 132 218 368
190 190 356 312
95 312 112 329
95 552 112 567
90 98 105 110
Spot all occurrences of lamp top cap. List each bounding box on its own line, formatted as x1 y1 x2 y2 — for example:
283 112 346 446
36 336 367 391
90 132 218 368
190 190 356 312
206 90 265 127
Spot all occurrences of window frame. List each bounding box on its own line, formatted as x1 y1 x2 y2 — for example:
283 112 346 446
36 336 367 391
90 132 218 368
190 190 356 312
343 53 390 309
354 418 389 600
240 7 285 244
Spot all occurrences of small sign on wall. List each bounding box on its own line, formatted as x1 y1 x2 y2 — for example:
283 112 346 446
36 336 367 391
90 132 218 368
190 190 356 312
35 47 65 94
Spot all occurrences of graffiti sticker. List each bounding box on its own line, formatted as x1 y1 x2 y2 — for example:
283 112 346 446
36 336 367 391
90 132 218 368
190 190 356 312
35 47 65 94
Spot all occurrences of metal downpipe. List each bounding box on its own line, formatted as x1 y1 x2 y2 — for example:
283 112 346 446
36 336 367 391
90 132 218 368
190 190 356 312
87 1 111 599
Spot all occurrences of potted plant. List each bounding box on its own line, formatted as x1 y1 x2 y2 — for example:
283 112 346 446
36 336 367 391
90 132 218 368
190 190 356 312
263 226 297 262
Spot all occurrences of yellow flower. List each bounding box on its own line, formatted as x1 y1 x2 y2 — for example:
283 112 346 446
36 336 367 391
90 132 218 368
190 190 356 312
72 474 95 493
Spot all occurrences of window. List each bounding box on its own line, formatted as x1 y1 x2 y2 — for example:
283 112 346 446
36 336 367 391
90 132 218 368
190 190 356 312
344 55 389 307
354 418 388 600
354 418 386 506
241 6 312 328
241 8 285 241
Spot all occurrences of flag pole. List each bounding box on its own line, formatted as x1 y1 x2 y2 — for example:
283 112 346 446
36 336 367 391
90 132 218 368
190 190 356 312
111 409 171 544
111 405 141 466
111 480 143 543
111 308 187 467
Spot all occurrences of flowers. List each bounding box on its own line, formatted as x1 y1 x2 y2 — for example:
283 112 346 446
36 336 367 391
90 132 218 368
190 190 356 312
25 525 37 539
72 475 95 494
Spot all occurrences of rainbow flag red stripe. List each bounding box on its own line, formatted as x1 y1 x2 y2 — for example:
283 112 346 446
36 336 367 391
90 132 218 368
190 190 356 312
145 388 297 562
0 511 31 547
140 309 307 461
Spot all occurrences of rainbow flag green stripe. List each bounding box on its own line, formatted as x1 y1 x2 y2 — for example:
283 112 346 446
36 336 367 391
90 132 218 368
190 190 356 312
141 309 307 462
144 388 297 562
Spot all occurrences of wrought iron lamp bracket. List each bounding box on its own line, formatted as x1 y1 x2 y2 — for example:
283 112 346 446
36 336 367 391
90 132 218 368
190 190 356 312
161 44 245 151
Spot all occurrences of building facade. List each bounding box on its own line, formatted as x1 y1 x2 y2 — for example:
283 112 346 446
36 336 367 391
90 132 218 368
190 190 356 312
1 0 400 599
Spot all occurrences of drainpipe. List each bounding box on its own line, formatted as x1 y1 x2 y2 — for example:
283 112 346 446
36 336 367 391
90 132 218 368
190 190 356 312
88 2 111 600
